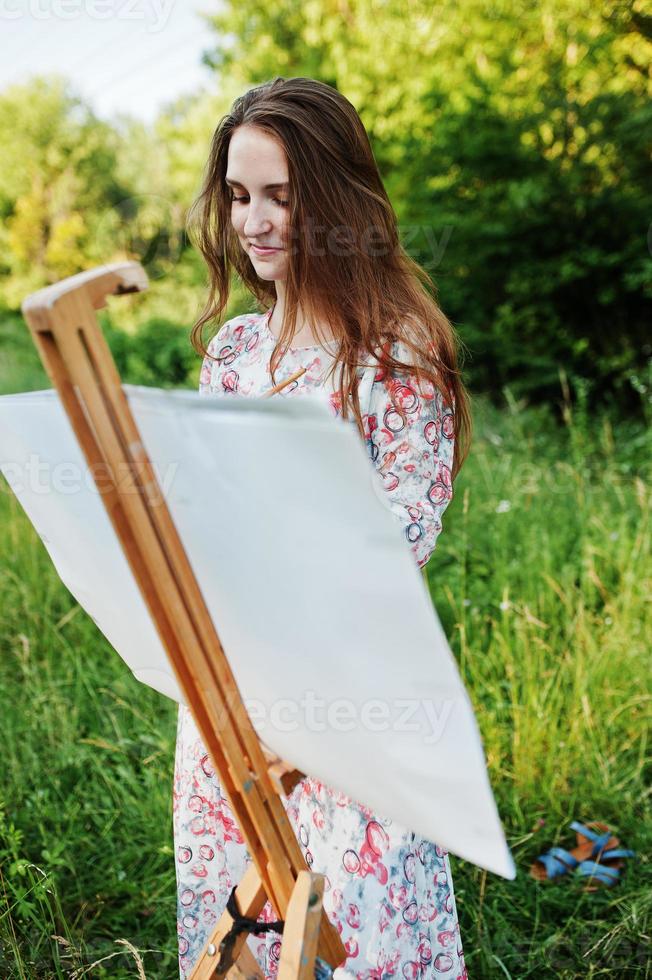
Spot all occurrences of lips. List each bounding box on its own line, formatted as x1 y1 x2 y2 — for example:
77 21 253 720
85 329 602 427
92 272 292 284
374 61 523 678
251 244 281 255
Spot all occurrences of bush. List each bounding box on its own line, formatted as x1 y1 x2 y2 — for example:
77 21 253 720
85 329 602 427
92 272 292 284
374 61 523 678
104 317 198 388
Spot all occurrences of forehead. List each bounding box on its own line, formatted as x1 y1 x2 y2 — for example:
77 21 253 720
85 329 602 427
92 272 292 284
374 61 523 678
226 126 288 186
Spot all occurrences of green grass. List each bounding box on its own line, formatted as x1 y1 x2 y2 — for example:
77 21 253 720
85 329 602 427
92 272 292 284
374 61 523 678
424 388 651 978
0 315 650 977
0 312 51 396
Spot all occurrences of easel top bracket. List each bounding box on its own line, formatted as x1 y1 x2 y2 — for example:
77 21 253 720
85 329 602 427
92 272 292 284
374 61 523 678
22 261 148 318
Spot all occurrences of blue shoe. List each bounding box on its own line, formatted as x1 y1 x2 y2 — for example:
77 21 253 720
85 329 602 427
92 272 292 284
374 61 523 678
530 845 581 880
575 847 636 891
530 820 619 882
569 820 616 854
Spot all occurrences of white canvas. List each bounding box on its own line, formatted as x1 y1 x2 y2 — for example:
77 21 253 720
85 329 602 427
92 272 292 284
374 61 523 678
0 385 516 880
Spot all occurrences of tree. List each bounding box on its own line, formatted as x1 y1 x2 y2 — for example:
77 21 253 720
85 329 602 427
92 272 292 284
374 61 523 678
0 75 132 307
199 0 652 411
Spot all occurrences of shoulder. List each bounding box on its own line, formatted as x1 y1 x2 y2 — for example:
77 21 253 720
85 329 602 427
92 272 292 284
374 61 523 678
199 311 269 395
204 311 266 360
360 338 455 444
368 337 444 404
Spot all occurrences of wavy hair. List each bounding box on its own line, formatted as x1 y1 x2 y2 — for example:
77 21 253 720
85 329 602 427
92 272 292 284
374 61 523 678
188 76 472 480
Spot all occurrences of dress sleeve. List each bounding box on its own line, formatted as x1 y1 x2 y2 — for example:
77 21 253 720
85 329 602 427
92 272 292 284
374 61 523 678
363 345 455 568
198 333 221 395
198 322 235 396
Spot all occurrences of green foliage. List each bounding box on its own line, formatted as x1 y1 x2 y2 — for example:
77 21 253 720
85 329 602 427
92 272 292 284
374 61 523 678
0 76 132 308
103 316 198 389
0 308 50 396
201 0 652 415
1 3 650 418
0 311 201 397
0 390 649 977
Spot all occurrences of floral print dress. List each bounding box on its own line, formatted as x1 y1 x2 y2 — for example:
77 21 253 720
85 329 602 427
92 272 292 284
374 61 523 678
173 307 467 979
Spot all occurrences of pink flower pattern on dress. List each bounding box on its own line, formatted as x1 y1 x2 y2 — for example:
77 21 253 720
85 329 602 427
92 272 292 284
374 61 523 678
174 308 465 979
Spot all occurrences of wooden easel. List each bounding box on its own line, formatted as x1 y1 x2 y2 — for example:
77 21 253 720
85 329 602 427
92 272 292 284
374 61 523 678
21 261 346 980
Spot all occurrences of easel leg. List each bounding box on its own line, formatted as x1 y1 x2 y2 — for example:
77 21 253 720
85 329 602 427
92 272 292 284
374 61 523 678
190 867 330 980
277 872 326 980
227 943 265 979
189 864 266 980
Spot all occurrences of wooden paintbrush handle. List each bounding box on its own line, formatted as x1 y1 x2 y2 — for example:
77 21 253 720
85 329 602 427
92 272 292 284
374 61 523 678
264 367 307 397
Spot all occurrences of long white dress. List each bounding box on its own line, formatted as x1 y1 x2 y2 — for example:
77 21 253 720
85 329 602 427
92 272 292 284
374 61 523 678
173 307 467 979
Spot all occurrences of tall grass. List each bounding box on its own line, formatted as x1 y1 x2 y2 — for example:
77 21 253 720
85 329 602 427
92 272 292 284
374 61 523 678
0 340 649 976
427 378 651 978
0 476 178 977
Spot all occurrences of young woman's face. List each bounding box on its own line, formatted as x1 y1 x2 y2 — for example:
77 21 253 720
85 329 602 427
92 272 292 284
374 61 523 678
226 126 291 282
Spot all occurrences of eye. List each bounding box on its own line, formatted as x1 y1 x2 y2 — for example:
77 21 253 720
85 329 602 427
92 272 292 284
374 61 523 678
229 191 289 208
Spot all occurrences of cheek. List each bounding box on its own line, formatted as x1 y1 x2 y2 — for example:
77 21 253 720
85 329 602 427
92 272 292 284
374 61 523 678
231 208 245 234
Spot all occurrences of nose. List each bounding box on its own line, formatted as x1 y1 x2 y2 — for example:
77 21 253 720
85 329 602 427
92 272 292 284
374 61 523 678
243 199 273 239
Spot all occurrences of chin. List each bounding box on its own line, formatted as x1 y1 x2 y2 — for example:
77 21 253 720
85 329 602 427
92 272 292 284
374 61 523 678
251 259 287 281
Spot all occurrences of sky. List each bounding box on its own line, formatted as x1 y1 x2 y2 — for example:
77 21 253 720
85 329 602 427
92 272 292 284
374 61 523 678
0 0 221 123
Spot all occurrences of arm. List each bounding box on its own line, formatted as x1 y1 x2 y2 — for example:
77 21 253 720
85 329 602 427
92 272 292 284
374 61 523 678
364 348 455 568
198 335 218 395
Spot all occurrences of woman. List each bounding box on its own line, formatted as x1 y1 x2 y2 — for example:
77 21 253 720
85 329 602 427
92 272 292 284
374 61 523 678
176 76 472 979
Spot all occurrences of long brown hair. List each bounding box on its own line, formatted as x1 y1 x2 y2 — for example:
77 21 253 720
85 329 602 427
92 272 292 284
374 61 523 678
188 76 472 480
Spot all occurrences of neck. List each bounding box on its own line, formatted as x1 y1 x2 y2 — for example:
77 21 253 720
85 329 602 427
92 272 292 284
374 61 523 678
269 282 336 347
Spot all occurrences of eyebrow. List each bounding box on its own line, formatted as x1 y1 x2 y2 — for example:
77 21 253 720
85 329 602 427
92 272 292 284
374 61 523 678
225 178 289 191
